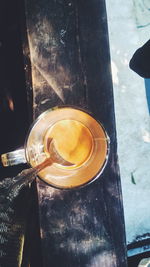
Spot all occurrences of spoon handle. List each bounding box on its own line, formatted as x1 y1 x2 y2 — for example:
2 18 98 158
2 158 53 208
35 157 53 172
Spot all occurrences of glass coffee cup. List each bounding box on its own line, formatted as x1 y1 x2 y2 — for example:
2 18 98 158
1 106 110 189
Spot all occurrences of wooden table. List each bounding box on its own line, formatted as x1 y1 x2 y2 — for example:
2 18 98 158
20 0 127 266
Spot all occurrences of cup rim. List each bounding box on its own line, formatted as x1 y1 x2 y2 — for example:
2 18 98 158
24 105 110 189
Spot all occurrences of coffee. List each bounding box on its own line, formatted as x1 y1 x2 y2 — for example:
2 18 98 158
44 120 94 169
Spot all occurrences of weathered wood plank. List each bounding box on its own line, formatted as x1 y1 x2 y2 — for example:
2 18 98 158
23 0 127 266
24 0 87 118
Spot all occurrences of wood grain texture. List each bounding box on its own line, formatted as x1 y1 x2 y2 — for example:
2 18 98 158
23 0 127 266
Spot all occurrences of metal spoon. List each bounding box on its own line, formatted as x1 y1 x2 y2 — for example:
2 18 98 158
4 139 73 204
36 137 73 172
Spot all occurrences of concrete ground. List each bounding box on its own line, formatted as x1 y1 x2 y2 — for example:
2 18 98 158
105 0 150 257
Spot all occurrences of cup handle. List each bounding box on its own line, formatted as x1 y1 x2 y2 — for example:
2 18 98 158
1 148 27 167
